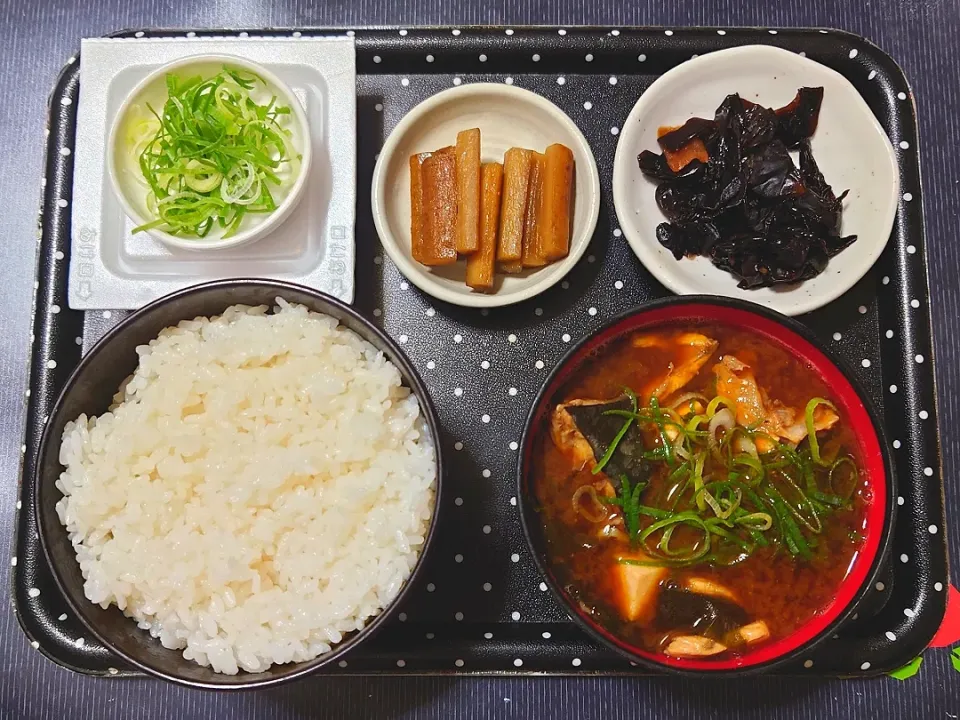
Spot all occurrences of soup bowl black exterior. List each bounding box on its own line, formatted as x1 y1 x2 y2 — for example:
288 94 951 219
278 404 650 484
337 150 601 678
517 295 896 676
35 279 443 689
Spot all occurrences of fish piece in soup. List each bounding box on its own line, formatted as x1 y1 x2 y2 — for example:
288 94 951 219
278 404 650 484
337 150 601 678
732 620 771 645
633 332 718 401
682 577 739 604
664 635 728 658
773 403 840 444
714 354 767 427
551 400 606 470
714 354 839 448
552 396 650 486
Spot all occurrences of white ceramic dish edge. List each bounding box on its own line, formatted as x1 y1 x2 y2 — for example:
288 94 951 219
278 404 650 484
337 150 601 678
372 83 601 308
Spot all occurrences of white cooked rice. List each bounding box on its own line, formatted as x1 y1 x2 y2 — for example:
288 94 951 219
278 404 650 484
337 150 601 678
55 300 436 675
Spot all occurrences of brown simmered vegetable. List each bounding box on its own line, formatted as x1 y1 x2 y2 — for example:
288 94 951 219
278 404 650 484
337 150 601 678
637 87 854 289
409 153 429 264
466 162 503 290
522 152 548 268
658 122 711 173
455 128 481 254
540 143 574 260
775 87 824 148
419 147 458 266
409 133 576 291
497 148 534 263
657 118 717 153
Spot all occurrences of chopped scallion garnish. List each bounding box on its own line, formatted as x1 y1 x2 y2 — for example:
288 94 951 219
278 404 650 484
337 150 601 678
131 67 298 238
590 386 860 568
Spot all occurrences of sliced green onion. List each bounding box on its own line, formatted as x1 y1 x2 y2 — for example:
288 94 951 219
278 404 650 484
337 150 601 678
766 486 814 560
133 67 297 238
733 454 765 486
669 392 709 412
829 456 860 502
664 460 691 509
706 395 736 418
578 384 860 570
805 397 837 466
774 471 823 534
737 512 773 531
592 391 638 475
705 520 753 551
617 557 697 568
635 504 673 520
639 511 712 564
647 397 676 466
692 451 707 512
809 490 847 507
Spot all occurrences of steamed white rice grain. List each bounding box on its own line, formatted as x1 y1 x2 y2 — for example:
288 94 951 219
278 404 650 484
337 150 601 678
56 300 436 674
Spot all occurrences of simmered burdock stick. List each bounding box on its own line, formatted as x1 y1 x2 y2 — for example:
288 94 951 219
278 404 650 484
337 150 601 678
497 147 534 272
409 152 431 265
540 143 575 261
417 147 458 265
455 128 481 254
466 162 504 291
521 152 548 268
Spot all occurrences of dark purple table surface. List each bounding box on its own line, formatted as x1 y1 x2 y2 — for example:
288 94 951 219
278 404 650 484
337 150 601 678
2 2 958 719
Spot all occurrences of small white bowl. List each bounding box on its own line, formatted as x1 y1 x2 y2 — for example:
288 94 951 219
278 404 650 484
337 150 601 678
108 54 312 252
372 84 601 308
612 45 899 316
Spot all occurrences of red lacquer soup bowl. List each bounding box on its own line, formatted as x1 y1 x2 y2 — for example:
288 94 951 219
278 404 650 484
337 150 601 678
517 296 895 675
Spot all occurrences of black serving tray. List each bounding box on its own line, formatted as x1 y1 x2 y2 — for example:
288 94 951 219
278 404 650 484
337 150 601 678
13 26 947 678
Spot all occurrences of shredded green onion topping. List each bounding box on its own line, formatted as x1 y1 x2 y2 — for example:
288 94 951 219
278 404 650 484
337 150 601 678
592 389 861 568
131 67 298 238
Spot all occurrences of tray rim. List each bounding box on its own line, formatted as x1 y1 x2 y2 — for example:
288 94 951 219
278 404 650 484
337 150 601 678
12 23 948 680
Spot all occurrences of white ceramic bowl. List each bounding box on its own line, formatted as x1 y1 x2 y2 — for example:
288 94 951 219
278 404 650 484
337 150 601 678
612 45 899 316
372 84 601 308
107 54 312 252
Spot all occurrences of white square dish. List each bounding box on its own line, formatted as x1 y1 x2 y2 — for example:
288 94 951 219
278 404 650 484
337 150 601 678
69 37 357 310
